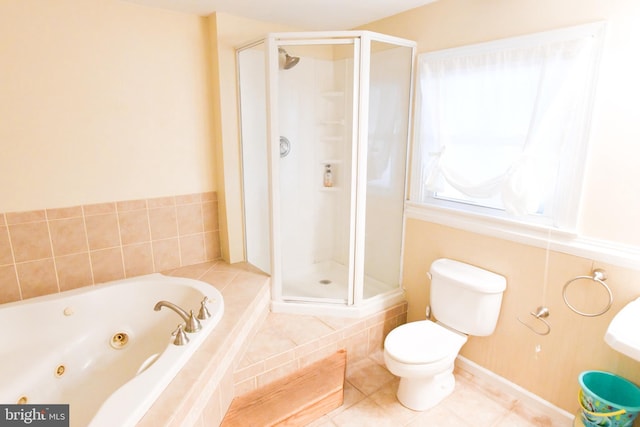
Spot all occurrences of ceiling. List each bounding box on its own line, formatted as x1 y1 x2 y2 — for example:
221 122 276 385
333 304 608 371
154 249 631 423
123 0 438 30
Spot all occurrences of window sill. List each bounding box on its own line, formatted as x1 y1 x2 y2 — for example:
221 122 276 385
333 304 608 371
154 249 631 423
404 201 640 271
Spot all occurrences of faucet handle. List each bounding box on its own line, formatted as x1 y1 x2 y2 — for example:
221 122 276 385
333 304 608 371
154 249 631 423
197 296 211 320
185 310 202 333
171 324 189 346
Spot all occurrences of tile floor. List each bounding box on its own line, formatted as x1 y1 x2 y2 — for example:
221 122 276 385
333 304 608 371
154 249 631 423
237 309 573 427
306 352 572 426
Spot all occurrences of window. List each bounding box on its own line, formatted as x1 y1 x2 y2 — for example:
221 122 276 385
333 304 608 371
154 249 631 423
410 23 604 230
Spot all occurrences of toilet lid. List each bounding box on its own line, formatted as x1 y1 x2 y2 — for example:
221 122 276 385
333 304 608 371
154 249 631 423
385 320 467 365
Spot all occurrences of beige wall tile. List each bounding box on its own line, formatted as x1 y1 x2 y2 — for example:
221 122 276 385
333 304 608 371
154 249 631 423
177 203 204 235
9 221 52 262
152 238 181 271
0 265 20 303
196 270 236 293
118 209 150 245
85 213 120 250
0 192 218 303
264 349 296 371
367 323 385 354
91 248 124 284
56 253 93 291
235 361 266 382
204 231 221 261
203 201 218 232
201 192 217 202
233 377 257 397
46 206 82 220
175 193 201 205
116 199 146 212
342 330 370 363
0 226 13 265
16 259 58 299
5 210 46 225
256 360 299 388
180 234 206 265
123 243 154 277
147 196 175 208
200 388 223 427
83 202 116 216
299 343 341 369
49 217 88 256
149 206 178 240
219 367 235 415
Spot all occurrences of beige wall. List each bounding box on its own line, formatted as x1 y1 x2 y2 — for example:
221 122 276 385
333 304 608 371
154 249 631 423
362 0 640 415
0 0 216 212
404 220 640 414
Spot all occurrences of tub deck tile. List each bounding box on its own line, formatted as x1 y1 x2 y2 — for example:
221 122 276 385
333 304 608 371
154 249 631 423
136 261 270 427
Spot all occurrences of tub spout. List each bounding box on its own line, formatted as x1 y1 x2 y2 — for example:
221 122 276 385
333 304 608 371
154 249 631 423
154 301 201 333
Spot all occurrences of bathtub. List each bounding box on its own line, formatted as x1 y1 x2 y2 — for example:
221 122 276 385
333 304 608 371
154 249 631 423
0 273 224 427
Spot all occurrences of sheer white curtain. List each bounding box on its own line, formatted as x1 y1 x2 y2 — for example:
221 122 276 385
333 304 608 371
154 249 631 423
414 24 603 223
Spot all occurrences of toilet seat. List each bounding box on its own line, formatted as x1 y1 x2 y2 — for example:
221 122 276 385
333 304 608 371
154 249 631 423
385 320 467 365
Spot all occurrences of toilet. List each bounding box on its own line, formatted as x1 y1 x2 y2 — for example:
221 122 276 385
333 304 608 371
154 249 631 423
384 258 507 411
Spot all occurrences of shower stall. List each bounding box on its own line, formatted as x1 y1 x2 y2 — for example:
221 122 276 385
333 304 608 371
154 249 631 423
238 32 415 316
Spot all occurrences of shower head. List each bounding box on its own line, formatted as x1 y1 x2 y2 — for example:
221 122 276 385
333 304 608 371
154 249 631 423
278 47 300 70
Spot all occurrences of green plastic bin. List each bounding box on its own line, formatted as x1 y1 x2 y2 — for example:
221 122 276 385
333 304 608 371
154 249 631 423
578 371 640 427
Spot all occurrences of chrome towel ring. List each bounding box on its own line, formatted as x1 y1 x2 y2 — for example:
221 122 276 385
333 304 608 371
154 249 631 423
562 269 612 317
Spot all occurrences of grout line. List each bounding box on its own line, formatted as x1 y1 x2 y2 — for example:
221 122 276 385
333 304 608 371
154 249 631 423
44 210 61 294
80 205 96 286
114 201 127 280
142 198 156 274
3 216 22 301
173 200 183 268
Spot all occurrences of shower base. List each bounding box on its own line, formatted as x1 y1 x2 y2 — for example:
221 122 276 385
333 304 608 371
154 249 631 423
274 261 405 318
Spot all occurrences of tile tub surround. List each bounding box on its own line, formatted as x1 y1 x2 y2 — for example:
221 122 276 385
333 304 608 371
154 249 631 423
134 259 408 427
137 260 272 427
0 192 220 304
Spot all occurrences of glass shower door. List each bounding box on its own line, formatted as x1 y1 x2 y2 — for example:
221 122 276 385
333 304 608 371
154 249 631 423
238 41 271 274
275 39 359 304
360 40 414 300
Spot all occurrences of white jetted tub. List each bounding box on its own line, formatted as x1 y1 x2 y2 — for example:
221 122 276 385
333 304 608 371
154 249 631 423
0 273 224 427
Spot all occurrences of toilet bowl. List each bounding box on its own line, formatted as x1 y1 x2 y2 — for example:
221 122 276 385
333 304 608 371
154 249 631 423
384 320 467 411
383 258 506 412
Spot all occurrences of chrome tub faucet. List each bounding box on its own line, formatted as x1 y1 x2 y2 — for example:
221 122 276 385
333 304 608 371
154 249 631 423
154 301 202 333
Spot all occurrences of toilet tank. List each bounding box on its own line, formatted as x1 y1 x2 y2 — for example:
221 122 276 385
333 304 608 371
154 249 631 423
429 258 506 336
